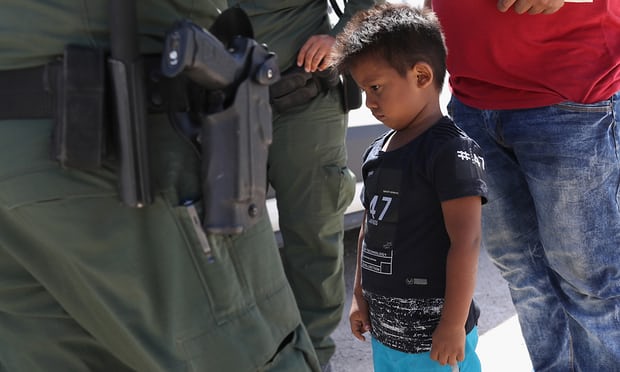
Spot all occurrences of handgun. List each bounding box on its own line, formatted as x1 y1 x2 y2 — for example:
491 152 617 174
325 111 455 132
162 17 280 234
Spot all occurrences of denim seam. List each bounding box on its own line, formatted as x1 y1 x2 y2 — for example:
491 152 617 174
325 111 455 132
553 101 611 113
567 315 575 372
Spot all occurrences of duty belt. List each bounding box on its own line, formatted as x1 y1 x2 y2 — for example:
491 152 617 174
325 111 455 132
268 64 362 113
0 53 189 121
0 63 59 120
268 65 339 113
0 47 192 173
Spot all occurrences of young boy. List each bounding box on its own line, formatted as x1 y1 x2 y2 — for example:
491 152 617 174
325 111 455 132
331 4 487 371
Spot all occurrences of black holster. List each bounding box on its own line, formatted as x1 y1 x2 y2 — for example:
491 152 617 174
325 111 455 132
162 15 280 234
201 58 274 234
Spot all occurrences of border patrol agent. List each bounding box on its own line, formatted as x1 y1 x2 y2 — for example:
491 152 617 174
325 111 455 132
0 1 320 371
227 0 382 369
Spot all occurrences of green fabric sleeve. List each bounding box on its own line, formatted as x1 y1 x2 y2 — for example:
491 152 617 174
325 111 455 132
0 0 225 69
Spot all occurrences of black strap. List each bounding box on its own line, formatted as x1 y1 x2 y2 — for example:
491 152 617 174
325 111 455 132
330 0 344 18
0 63 60 119
0 56 191 120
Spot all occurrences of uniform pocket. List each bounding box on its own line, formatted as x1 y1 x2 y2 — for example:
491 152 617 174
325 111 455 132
320 165 356 215
174 202 286 324
174 202 250 324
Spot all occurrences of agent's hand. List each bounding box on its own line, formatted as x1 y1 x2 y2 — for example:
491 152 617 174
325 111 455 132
430 322 466 367
497 0 565 14
296 34 336 73
349 293 371 341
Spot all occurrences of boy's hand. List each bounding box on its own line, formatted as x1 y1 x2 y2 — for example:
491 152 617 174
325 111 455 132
430 322 466 367
349 293 371 341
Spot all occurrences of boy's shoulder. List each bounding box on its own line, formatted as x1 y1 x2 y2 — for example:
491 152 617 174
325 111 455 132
422 117 483 166
422 117 480 152
426 117 470 143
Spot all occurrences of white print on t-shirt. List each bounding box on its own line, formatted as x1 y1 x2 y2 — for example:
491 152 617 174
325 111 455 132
456 150 485 170
368 195 393 222
364 291 445 353
362 246 393 275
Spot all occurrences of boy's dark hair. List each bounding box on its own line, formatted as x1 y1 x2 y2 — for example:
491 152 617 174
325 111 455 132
332 3 447 91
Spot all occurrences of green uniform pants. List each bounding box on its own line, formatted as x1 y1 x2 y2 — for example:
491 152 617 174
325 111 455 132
269 87 357 364
0 117 320 372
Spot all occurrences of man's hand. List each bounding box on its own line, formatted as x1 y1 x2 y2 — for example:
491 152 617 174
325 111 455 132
349 293 372 341
497 0 565 14
296 34 336 72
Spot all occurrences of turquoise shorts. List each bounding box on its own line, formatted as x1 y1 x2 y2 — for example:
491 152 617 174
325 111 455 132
371 327 481 372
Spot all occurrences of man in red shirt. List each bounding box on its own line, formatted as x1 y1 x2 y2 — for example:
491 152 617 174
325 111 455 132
428 0 620 370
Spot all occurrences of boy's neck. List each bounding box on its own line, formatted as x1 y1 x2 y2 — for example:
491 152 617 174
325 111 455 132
383 100 443 152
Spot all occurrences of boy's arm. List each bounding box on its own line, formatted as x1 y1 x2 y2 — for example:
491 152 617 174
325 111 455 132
431 195 482 366
350 211 372 341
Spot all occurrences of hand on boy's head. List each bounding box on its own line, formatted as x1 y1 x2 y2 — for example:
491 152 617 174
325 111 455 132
297 34 336 72
497 0 565 14
430 323 466 367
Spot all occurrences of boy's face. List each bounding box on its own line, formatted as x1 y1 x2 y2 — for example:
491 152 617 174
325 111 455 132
349 55 430 132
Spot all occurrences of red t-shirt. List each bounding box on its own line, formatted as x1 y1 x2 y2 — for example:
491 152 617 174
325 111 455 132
432 0 620 109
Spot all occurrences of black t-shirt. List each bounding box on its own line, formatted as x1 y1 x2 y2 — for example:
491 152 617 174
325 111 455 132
360 117 487 353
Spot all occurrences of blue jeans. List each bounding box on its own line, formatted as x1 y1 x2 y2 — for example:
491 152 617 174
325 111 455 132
448 93 620 372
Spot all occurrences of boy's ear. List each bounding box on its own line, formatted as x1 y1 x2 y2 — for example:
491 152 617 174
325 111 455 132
413 63 434 88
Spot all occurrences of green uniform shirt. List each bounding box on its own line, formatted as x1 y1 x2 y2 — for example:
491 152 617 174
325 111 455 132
228 0 379 71
0 0 224 69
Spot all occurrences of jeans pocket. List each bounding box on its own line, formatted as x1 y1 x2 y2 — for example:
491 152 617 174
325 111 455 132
553 98 612 113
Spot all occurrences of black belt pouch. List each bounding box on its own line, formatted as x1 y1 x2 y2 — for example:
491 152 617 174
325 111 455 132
342 73 362 113
51 45 106 169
